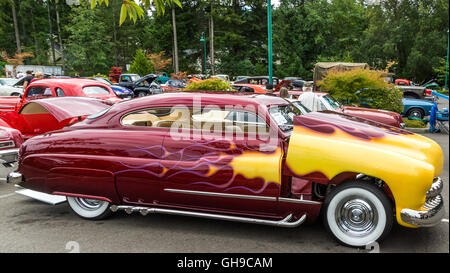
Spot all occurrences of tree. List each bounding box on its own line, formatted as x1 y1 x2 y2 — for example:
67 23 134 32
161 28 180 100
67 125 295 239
64 2 114 76
147 51 172 72
1 51 34 77
129 49 154 76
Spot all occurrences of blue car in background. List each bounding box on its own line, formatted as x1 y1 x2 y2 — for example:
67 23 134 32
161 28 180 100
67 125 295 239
402 98 434 119
92 77 134 99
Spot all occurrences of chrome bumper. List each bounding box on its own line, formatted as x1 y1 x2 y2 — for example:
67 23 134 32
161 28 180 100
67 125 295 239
401 177 445 227
6 172 22 184
0 148 19 164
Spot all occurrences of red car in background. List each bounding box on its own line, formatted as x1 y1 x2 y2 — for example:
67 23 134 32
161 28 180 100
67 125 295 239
0 78 121 112
0 97 112 140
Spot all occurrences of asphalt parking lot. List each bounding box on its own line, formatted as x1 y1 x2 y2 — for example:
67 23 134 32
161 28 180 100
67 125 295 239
0 103 448 253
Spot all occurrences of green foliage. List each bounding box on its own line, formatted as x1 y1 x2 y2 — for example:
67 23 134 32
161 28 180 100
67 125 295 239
317 69 390 102
357 87 404 113
404 119 427 128
318 69 403 113
129 49 154 76
184 78 231 91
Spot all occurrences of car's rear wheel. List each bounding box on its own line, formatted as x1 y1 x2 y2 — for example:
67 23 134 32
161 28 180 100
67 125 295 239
323 180 393 247
67 197 111 220
407 108 425 119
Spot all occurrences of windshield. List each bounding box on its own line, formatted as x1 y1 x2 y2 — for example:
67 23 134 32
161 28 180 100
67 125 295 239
95 78 112 86
291 101 311 114
323 94 341 110
269 104 303 132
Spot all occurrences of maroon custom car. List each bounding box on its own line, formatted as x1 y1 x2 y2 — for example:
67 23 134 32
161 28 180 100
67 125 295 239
6 92 444 247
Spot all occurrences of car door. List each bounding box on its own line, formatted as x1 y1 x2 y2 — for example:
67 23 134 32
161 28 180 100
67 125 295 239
159 106 282 216
114 107 172 205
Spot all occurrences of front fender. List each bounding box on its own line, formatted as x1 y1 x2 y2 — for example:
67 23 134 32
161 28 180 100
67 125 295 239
286 112 443 227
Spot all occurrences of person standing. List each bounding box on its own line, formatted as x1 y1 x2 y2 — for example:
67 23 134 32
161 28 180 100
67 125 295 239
30 72 44 83
22 70 34 91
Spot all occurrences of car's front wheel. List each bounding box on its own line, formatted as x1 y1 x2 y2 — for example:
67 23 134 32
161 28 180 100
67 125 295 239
67 197 111 220
407 108 425 119
323 180 393 247
137 91 147 97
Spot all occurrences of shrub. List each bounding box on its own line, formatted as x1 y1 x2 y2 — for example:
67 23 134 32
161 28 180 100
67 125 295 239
404 119 427 128
129 49 154 76
185 78 232 91
317 68 403 113
357 87 404 113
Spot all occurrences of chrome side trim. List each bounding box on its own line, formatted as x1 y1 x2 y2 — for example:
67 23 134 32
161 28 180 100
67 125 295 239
110 205 307 228
164 188 277 201
279 196 322 205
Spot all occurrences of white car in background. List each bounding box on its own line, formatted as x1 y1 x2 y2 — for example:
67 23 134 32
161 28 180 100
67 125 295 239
0 78 23 96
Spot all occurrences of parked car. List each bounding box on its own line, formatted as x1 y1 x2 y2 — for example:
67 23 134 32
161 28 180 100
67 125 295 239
231 83 267 94
0 78 121 112
118 74 162 97
396 85 433 100
234 76 280 86
156 72 170 84
160 79 187 91
212 74 230 82
0 78 23 96
0 97 112 140
7 92 444 247
234 76 250 82
277 91 405 128
92 77 134 99
402 98 435 119
0 122 23 166
117 74 141 90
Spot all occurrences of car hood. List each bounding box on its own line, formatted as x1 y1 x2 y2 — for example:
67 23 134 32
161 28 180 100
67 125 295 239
342 105 400 119
286 111 443 179
111 85 133 93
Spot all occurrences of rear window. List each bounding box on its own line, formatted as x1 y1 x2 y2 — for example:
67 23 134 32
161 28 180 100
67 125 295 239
82 86 110 95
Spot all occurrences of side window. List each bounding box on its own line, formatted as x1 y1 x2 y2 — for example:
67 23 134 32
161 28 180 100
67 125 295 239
121 107 192 128
82 86 110 95
26 86 47 97
121 76 129 82
121 107 269 136
56 88 65 97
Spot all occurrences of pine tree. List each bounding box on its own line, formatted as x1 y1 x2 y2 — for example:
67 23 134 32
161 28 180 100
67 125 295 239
129 49 154 76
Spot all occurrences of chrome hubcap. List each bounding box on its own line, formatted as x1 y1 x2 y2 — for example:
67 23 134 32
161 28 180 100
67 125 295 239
336 197 378 237
75 198 104 211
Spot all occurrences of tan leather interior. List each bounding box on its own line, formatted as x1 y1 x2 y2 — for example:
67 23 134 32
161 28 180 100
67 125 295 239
20 103 50 115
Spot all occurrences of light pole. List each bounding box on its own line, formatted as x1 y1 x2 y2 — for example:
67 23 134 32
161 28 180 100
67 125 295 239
267 0 273 85
200 32 207 75
444 29 449 90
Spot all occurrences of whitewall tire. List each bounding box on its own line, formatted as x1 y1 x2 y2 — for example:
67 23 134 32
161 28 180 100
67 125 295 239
67 197 112 220
323 181 393 247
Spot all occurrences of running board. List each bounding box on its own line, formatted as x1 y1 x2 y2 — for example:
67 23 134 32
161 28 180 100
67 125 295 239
110 205 306 228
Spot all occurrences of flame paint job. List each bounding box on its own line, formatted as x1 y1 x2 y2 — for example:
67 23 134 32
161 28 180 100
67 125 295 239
286 111 444 227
